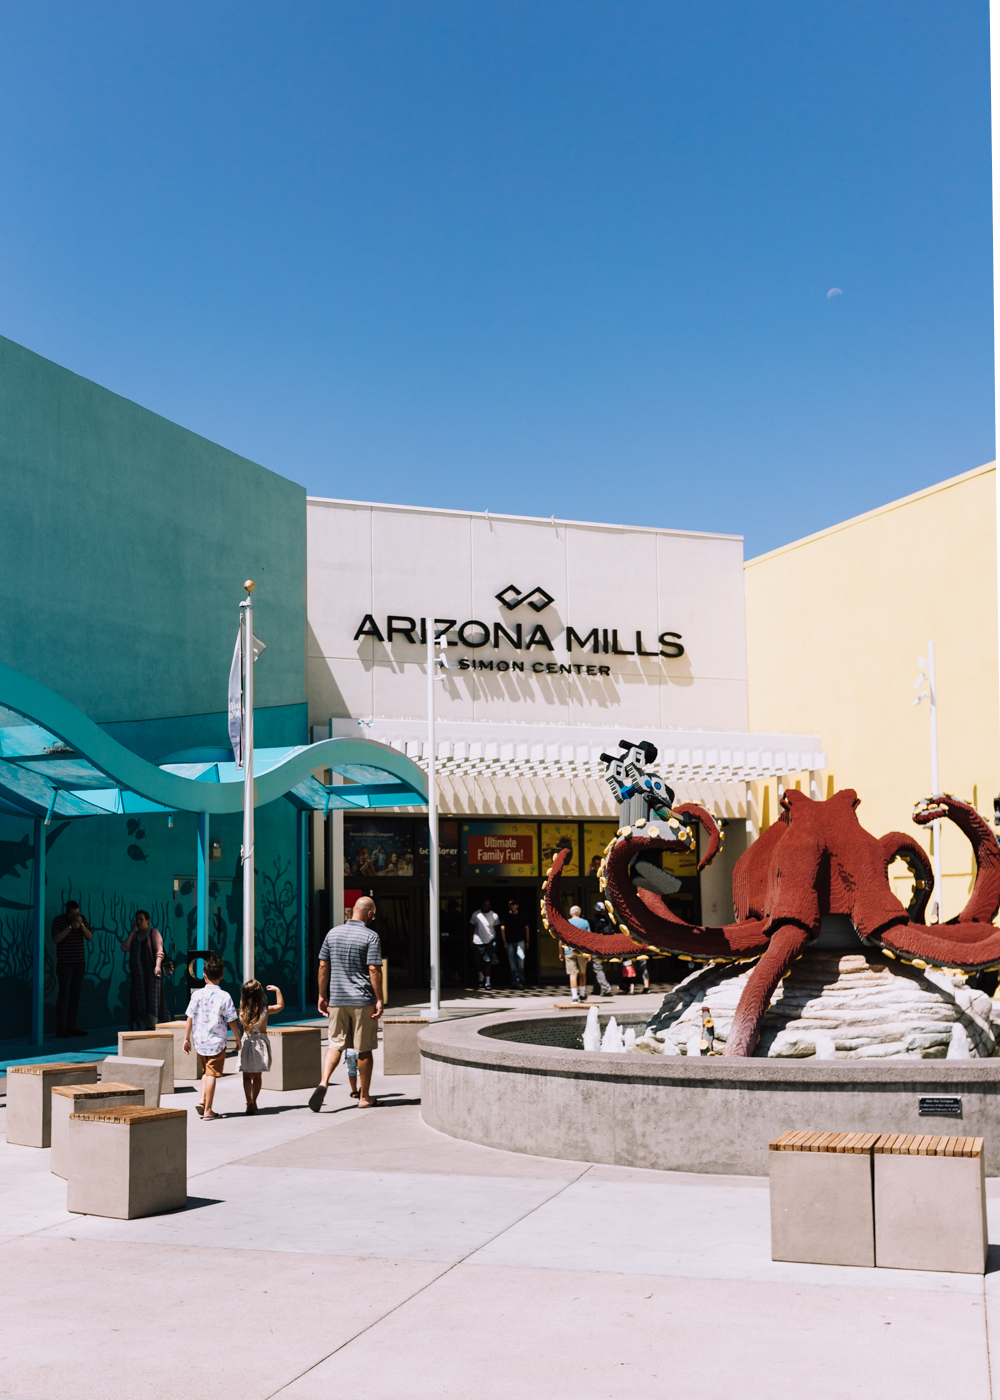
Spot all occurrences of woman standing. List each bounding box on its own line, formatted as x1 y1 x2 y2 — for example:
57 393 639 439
121 909 166 1029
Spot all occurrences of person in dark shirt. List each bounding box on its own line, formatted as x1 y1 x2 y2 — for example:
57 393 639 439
51 899 93 1038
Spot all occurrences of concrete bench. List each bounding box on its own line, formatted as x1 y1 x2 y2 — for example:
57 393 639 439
261 1026 321 1091
382 1017 427 1076
6 1062 99 1148
67 1105 187 1219
50 1083 146 1178
769 1130 880 1267
99 1056 165 1108
156 1021 198 1080
118 1031 174 1087
874 1133 987 1275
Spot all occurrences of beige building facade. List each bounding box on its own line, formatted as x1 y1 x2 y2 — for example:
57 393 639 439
745 461 999 922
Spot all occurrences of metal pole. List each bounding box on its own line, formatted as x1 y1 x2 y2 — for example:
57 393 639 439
427 619 440 1019
196 813 209 951
242 589 255 982
992 1 1000 743
928 640 942 921
297 808 308 1013
32 817 45 1045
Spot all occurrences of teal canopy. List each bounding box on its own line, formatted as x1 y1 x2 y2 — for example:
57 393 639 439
0 663 427 820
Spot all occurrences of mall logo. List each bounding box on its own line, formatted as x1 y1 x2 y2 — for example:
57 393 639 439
352 588 684 665
494 584 554 613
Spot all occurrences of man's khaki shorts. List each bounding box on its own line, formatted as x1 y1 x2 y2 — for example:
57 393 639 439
197 1049 227 1078
328 1005 379 1054
563 951 589 975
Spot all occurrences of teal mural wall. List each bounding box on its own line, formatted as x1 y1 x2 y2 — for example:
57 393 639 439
0 334 306 752
0 336 312 1040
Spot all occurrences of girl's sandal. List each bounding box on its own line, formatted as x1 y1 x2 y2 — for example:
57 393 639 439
195 1103 205 1118
350 1090 360 1099
203 1111 220 1121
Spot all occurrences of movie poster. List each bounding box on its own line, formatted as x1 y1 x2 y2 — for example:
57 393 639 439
462 821 537 876
540 822 579 877
344 820 415 877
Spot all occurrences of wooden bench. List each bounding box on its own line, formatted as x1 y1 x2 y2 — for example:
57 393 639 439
50 1083 145 1178
873 1133 987 1275
67 1105 187 1219
769 1130 880 1266
6 1063 99 1148
261 1026 321 1091
382 1017 427 1076
118 1031 175 1089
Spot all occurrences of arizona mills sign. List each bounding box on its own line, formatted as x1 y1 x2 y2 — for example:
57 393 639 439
353 583 684 675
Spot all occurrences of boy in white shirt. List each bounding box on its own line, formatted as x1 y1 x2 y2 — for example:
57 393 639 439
183 954 241 1120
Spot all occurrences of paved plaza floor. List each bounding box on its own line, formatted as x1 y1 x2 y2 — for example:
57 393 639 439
2 999 1000 1399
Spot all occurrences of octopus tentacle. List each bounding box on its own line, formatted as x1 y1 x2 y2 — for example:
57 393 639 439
672 802 723 871
603 830 770 960
868 919 1000 973
913 795 1000 925
724 923 812 1057
543 846 650 956
878 832 933 924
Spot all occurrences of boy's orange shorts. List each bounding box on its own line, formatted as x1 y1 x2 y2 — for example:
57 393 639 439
197 1050 227 1078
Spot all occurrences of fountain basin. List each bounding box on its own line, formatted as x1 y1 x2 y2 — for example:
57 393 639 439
419 1012 1000 1176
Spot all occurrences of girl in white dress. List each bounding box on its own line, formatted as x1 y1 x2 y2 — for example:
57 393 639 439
238 980 285 1114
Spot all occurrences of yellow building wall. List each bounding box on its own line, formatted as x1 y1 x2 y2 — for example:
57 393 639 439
744 462 999 921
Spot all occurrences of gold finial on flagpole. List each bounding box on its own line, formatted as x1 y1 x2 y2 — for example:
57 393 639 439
244 579 255 593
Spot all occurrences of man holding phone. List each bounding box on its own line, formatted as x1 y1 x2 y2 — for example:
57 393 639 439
51 899 93 1038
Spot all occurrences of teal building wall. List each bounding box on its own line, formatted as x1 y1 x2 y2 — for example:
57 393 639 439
0 336 310 1039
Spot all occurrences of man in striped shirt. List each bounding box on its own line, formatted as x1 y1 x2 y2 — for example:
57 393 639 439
308 896 383 1112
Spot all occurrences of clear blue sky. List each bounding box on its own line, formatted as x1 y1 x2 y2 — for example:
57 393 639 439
0 2 991 556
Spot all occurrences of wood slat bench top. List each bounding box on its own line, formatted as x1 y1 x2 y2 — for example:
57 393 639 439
8 1062 99 1076
770 1130 984 1158
265 1026 321 1036
769 1131 881 1153
52 1083 144 1100
70 1106 186 1125
155 1021 188 1029
874 1133 983 1158
119 1031 173 1040
382 1017 429 1025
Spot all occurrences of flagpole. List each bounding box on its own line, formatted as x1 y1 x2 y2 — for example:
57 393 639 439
242 580 255 983
427 619 439 1020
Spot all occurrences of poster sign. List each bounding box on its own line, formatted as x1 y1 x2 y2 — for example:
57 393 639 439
344 821 414 877
541 823 579 877
583 822 618 877
462 822 537 876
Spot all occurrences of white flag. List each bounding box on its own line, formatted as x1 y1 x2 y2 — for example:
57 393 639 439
228 628 244 767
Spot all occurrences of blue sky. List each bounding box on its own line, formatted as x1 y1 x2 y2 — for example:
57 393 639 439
0 2 991 556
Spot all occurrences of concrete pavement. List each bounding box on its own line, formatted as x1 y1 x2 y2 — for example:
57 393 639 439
1 1016 999 1399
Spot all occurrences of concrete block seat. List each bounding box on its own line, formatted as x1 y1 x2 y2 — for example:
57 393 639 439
99 1056 164 1108
156 1021 198 1080
50 1083 145 1178
874 1133 987 1275
67 1105 187 1219
382 1017 427 1076
118 1031 174 1087
769 1130 880 1266
6 1063 99 1148
261 1026 321 1091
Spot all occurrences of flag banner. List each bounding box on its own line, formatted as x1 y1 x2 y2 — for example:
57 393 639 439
228 627 243 766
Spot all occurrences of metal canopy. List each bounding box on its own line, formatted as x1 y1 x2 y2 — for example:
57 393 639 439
0 664 428 821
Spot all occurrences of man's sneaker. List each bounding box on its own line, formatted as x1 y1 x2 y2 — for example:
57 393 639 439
308 1085 327 1113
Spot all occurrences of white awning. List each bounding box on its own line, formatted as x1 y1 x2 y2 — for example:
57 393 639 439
315 718 825 787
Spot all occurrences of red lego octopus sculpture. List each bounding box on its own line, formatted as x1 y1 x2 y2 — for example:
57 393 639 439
542 788 1000 1057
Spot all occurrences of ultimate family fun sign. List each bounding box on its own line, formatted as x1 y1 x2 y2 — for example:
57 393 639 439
352 583 684 675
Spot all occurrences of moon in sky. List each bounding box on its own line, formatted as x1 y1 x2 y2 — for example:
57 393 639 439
827 287 843 298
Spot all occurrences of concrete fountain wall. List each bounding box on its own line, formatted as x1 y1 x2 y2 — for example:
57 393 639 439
419 1012 1000 1176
